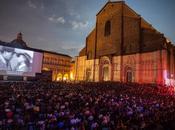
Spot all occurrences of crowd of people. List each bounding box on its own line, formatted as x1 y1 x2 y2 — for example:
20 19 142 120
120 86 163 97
0 81 175 130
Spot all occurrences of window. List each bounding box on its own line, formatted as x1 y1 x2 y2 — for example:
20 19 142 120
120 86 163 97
87 51 92 59
104 20 111 36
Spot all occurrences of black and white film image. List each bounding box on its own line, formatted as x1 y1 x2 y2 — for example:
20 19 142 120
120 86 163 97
0 46 33 72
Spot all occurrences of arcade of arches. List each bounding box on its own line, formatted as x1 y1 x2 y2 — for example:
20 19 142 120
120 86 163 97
56 73 69 81
42 68 70 81
42 52 71 81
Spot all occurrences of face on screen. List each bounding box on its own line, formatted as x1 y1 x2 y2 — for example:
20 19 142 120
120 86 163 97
0 45 43 76
18 54 26 62
2 51 13 60
0 46 33 72
15 53 31 72
0 47 14 70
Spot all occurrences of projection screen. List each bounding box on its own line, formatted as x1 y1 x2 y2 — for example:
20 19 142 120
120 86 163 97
0 45 43 76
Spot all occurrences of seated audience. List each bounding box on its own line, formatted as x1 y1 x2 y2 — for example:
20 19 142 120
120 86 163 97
0 81 174 130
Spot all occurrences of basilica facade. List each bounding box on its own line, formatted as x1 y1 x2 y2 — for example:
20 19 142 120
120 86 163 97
74 1 175 86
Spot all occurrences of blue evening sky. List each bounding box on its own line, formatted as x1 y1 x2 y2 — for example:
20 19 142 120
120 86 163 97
0 0 174 56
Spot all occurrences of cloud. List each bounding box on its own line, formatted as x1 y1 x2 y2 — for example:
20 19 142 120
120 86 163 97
27 0 37 9
48 17 54 22
48 16 66 24
56 46 81 56
54 41 84 56
57 17 65 24
69 10 81 19
70 21 89 30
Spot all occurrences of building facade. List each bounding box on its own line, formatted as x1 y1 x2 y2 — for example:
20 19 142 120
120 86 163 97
42 51 71 81
75 1 175 86
70 60 76 81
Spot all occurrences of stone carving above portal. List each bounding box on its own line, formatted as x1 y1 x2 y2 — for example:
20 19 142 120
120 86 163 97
100 56 111 65
126 55 136 65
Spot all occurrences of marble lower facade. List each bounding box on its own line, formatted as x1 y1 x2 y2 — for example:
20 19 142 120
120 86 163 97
75 50 175 86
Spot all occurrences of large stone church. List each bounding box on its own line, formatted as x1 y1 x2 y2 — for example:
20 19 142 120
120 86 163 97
74 1 175 86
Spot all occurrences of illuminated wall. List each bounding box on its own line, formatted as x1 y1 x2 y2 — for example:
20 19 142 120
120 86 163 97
75 49 175 86
74 56 87 81
70 61 75 81
42 52 71 81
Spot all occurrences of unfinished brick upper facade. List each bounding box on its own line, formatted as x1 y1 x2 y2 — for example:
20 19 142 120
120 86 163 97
80 1 167 58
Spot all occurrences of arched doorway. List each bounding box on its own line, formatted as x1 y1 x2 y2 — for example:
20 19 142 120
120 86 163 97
125 67 132 82
126 71 132 82
100 56 111 81
103 66 109 81
86 68 91 81
56 73 62 81
63 74 69 81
